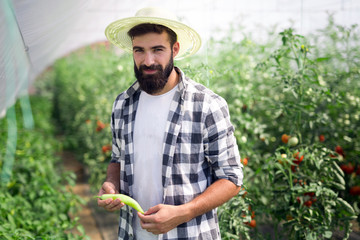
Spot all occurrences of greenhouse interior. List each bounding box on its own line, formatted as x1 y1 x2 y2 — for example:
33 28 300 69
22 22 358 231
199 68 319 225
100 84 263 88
1 0 360 239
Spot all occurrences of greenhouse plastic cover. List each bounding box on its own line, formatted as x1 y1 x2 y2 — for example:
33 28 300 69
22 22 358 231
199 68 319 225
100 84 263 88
1 0 360 117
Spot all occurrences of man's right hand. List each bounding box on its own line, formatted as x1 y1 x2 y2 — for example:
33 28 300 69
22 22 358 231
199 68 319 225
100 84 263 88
97 181 125 212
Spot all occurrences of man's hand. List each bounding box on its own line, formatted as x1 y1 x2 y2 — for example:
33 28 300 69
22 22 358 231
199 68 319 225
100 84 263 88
97 181 124 212
138 204 189 235
137 179 240 235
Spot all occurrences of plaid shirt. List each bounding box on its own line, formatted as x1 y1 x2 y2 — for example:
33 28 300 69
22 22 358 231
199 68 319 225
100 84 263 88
110 67 243 240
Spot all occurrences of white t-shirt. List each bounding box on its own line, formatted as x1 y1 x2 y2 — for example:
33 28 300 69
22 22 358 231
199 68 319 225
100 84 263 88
133 86 177 239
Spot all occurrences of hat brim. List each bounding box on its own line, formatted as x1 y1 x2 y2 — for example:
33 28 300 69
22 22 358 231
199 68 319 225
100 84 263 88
105 16 202 60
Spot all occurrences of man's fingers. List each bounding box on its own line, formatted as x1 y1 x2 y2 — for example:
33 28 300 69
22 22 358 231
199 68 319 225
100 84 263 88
97 197 113 207
144 204 161 215
107 200 125 212
98 197 125 211
140 219 159 234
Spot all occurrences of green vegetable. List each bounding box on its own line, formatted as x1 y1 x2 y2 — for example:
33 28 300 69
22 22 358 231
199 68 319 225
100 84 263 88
95 194 145 214
288 137 299 147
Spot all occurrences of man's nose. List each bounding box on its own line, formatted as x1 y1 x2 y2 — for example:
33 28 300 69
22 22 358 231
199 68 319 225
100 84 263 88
143 52 155 66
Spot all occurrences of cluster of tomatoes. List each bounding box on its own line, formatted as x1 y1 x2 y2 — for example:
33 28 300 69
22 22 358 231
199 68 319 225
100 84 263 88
281 134 299 146
292 179 317 207
340 162 360 175
277 151 304 173
282 133 360 198
280 134 304 172
243 205 256 228
335 145 360 196
239 185 255 228
296 192 317 208
291 152 304 172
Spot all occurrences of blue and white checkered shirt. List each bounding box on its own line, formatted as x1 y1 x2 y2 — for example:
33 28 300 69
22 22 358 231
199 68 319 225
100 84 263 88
110 67 243 240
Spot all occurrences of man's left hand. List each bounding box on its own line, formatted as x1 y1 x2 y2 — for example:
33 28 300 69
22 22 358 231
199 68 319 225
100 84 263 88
138 204 190 235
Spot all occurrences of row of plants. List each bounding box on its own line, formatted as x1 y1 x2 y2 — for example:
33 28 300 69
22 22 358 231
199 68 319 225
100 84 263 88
35 16 359 239
209 18 360 239
0 97 87 239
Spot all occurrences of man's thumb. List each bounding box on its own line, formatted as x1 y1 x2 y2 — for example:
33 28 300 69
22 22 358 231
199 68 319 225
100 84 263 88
103 182 116 194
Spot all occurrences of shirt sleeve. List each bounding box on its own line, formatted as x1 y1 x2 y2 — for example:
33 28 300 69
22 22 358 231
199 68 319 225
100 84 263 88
203 95 243 187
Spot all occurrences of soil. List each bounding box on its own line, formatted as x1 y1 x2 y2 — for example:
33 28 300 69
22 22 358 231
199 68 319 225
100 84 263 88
62 151 118 240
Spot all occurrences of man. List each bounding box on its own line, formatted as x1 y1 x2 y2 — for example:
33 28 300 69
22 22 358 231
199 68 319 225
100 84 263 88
98 7 243 240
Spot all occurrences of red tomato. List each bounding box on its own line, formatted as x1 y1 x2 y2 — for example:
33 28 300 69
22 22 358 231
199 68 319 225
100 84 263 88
281 134 290 144
293 152 304 165
242 191 248 198
245 219 256 228
251 211 255 219
335 145 345 157
241 158 248 166
304 200 313 207
319 134 325 142
304 192 315 197
340 163 354 175
96 120 106 132
242 104 248 112
349 186 360 196
102 145 112 154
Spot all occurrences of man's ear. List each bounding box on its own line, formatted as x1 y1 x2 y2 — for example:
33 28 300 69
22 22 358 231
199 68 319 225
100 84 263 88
172 42 180 58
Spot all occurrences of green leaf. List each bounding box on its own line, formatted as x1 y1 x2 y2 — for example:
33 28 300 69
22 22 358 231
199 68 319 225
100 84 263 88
77 225 86 235
7 214 15 230
337 198 356 216
323 231 332 238
315 57 330 62
333 171 345 186
328 181 345 190
332 161 344 177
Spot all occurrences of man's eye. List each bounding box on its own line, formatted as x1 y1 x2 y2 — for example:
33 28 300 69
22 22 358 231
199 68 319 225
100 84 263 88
134 49 143 53
155 48 163 52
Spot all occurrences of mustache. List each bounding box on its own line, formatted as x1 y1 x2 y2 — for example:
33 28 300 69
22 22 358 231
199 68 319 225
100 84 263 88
139 64 163 71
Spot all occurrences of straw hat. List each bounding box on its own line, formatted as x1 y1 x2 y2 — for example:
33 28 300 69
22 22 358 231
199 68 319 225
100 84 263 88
105 7 202 60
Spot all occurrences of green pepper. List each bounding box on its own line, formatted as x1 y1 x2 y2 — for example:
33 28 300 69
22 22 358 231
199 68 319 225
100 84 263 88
95 194 145 214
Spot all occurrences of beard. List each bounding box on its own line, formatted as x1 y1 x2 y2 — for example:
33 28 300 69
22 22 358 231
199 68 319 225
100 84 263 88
134 53 174 95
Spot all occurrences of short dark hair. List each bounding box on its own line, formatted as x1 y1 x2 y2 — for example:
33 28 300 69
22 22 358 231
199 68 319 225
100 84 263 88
127 23 177 47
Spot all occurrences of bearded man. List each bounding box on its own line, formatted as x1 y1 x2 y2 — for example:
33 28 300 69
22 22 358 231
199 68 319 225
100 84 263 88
97 7 243 240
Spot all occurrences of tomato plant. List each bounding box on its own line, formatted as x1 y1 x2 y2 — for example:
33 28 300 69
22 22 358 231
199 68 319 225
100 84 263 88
0 97 87 239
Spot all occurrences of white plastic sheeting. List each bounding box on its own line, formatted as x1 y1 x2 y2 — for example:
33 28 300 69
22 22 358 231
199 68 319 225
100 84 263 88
1 0 360 116
1 0 30 117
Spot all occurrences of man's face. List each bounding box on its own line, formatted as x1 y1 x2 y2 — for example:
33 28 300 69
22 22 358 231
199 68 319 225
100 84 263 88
132 32 177 95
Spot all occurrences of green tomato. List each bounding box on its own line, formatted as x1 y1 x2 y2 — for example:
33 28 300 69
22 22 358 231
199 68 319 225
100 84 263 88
288 137 299 146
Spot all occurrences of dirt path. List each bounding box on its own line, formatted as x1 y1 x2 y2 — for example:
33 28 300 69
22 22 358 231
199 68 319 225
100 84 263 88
62 151 118 240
